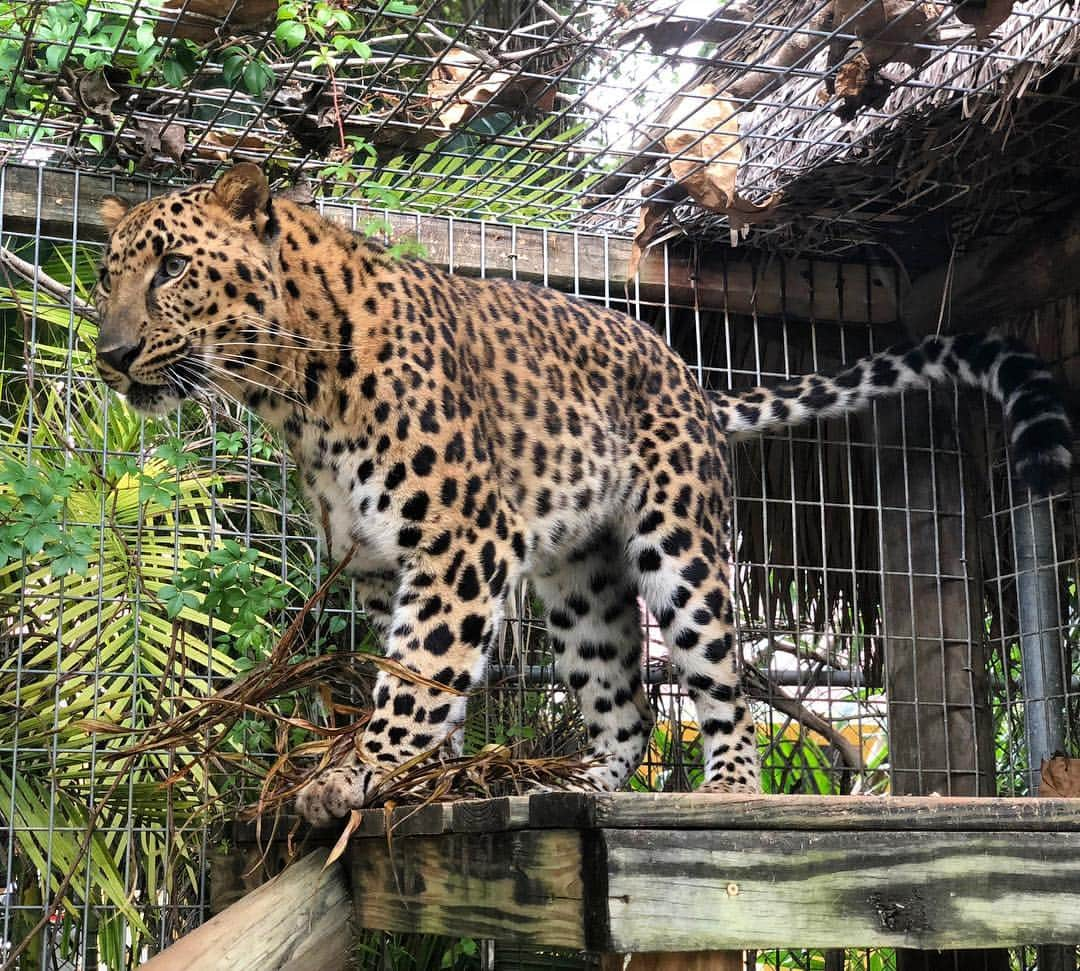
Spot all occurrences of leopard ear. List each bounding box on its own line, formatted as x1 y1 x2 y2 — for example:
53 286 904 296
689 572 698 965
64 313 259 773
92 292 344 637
100 195 131 233
212 162 270 221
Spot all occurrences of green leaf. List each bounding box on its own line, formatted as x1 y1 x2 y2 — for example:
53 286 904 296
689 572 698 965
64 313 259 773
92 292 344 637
135 21 156 51
163 57 189 87
242 58 274 96
45 43 67 72
221 47 247 85
275 19 306 50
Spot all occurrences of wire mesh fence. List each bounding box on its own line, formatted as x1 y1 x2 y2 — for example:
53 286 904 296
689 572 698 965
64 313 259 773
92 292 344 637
0 0 1078 262
0 160 1075 968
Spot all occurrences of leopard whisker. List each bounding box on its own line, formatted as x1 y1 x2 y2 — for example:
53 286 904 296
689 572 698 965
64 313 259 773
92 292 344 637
202 312 355 352
170 359 250 416
197 353 314 416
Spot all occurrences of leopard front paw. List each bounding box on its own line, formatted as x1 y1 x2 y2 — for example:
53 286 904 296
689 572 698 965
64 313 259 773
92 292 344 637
295 761 380 827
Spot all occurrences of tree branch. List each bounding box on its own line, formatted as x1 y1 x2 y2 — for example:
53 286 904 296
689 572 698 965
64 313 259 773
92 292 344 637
0 245 97 320
743 664 865 772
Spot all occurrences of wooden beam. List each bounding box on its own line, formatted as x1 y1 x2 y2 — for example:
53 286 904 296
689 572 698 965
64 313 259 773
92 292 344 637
325 792 1080 838
350 829 593 951
342 793 1080 953
0 163 897 323
139 849 351 971
600 828 1080 951
903 201 1080 333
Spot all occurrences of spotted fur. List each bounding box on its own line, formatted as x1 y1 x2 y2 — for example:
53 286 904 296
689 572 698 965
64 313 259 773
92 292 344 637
94 164 1072 825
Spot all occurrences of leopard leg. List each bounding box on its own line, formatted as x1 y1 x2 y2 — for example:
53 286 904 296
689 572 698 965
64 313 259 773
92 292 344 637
626 485 759 794
297 551 510 825
533 530 654 791
353 569 397 639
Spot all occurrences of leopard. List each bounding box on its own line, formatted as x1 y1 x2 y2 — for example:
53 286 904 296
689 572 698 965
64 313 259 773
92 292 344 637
94 163 1073 825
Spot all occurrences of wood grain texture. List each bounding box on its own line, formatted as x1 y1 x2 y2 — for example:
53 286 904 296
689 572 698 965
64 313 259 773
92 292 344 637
343 794 1080 839
603 828 1080 951
588 793 1080 831
0 164 895 322
139 849 350 971
350 829 590 950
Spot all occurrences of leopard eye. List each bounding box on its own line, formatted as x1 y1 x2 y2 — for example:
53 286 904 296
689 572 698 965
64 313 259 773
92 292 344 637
162 254 189 279
98 266 111 293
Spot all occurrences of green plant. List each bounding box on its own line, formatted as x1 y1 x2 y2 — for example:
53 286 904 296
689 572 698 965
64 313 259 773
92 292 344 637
0 241 313 968
354 930 483 970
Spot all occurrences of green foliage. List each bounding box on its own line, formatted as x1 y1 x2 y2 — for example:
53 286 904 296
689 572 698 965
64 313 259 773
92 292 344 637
0 241 315 968
354 930 482 970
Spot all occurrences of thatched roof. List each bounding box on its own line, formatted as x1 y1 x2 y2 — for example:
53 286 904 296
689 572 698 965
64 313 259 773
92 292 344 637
592 0 1080 268
7 0 1080 272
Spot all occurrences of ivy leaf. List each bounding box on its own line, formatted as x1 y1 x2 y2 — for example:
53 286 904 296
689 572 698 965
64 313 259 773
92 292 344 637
45 44 67 72
159 584 200 619
275 20 306 50
135 21 156 52
242 59 274 96
50 547 89 576
221 47 247 85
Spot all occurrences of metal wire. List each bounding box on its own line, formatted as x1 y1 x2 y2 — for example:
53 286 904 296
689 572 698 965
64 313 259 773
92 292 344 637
0 0 1077 259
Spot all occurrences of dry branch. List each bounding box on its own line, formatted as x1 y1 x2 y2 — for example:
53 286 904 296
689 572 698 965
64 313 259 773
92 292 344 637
743 665 865 771
0 246 97 319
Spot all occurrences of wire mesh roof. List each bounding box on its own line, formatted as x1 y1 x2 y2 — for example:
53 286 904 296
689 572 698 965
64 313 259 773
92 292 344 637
3 0 1080 265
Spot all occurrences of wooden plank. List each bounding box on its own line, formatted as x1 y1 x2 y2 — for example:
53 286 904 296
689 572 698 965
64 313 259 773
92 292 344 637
344 793 1080 836
602 828 1080 951
0 163 896 322
349 829 592 950
139 848 351 971
588 793 1080 832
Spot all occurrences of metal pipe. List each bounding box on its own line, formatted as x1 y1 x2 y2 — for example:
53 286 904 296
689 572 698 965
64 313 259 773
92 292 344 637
1010 494 1066 797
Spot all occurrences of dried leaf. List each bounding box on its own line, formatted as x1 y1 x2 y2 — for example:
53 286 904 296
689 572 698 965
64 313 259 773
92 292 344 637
834 0 937 70
954 0 1015 39
835 52 872 98
195 130 270 162
74 70 119 120
155 0 277 41
136 119 187 164
1039 755 1080 797
616 2 754 53
429 49 556 130
651 84 779 252
323 809 363 870
628 199 667 281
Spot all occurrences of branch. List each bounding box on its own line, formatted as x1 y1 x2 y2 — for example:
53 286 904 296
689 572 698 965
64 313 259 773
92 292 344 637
728 2 836 101
615 1 756 52
743 664 865 772
0 245 97 320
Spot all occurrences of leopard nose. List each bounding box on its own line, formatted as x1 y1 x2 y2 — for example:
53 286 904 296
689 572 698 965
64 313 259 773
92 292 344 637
97 341 142 375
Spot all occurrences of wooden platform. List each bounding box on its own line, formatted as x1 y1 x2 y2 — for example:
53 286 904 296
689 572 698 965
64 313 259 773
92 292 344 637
343 793 1080 954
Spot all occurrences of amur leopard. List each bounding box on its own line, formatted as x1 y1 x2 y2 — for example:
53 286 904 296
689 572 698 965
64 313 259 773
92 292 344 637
94 163 1073 824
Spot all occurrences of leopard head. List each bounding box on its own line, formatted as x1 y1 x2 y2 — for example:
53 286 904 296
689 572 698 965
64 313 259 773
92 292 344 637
95 163 284 415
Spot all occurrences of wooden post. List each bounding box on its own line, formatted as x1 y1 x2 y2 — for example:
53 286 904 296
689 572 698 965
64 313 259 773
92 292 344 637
139 849 351 971
877 395 1007 971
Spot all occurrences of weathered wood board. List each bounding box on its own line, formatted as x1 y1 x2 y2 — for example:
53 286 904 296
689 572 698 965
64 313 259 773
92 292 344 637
0 163 896 322
602 828 1080 951
140 848 351 970
339 791 1080 838
343 793 1080 953
350 829 593 950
